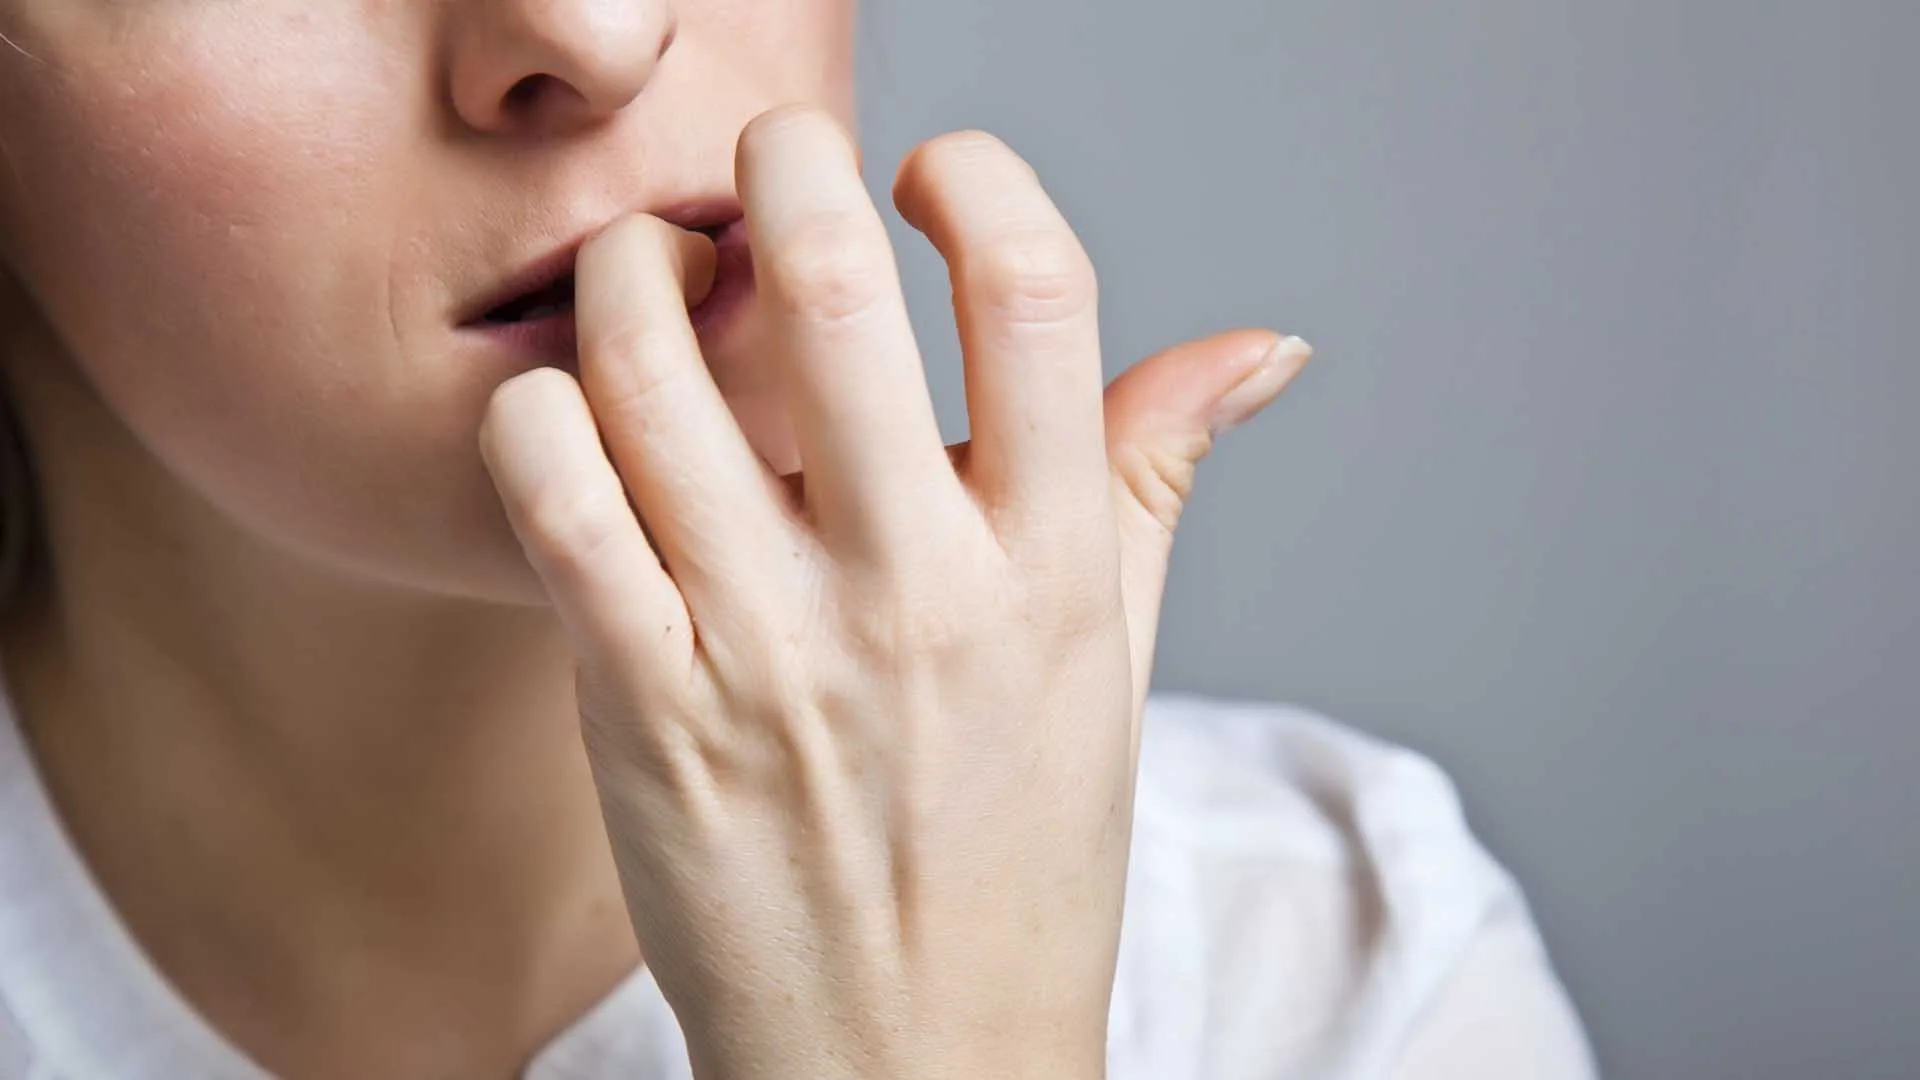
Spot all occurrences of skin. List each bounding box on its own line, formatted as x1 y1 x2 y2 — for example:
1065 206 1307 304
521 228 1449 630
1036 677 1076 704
0 2 1307 1078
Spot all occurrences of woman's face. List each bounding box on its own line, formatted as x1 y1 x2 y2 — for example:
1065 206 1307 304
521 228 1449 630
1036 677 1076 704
0 0 855 602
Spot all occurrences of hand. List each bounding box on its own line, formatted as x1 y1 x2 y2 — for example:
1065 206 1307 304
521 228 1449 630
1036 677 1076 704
478 104 1311 1080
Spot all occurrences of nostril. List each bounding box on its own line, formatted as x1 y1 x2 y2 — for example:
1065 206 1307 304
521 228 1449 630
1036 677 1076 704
504 74 548 110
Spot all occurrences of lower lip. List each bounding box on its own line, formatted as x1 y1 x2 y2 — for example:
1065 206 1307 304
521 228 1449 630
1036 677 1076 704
462 220 756 367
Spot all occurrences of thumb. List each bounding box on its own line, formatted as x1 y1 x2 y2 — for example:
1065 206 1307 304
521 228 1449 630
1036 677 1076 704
1104 329 1314 720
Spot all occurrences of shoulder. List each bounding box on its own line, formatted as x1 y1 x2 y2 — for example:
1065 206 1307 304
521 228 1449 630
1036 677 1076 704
1108 692 1597 1079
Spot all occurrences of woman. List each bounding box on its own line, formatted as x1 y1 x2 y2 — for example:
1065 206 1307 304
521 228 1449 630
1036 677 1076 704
0 1 1595 1077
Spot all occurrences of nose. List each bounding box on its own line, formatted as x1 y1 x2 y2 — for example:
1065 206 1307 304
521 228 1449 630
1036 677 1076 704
445 0 678 135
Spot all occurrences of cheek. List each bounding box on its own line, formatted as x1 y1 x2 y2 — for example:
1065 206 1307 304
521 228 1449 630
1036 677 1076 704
0 15 517 594
7 13 407 388
0 0 860 600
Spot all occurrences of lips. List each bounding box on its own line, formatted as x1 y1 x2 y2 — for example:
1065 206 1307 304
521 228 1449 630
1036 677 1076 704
462 216 735 330
479 271 576 324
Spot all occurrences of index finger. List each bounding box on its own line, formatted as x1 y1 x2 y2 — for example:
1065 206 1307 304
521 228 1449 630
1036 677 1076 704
573 213 808 615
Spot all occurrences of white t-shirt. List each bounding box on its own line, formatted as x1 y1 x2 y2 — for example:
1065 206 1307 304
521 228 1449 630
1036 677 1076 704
0 670 1597 1079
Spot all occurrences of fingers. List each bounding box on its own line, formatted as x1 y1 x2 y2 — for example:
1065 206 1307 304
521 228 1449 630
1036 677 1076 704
892 131 1110 552
572 213 807 614
736 105 967 562
479 366 691 676
1099 331 1311 719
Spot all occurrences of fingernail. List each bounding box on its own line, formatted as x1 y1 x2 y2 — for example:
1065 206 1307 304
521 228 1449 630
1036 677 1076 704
1208 335 1313 435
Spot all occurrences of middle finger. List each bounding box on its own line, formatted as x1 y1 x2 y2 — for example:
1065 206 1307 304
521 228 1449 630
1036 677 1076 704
736 105 969 563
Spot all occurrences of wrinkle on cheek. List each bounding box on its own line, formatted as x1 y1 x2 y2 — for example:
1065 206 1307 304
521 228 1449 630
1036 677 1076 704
386 220 405 357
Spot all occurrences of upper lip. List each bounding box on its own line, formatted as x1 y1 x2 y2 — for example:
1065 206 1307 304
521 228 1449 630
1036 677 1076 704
456 196 743 326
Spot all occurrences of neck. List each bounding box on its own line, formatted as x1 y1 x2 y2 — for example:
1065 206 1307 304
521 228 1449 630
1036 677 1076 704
0 335 639 1080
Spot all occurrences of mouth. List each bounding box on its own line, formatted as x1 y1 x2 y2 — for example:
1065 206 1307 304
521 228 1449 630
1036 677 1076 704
465 217 737 329
477 270 578 326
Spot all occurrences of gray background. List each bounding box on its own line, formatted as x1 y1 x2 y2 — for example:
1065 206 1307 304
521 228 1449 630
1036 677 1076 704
856 3 1917 1078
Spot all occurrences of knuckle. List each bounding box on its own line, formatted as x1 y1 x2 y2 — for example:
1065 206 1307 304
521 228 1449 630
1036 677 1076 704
847 592 971 662
580 679 717 796
520 480 634 569
841 561 977 658
1112 434 1207 536
744 650 821 730
765 215 894 324
965 227 1097 326
588 327 691 416
851 544 1018 660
